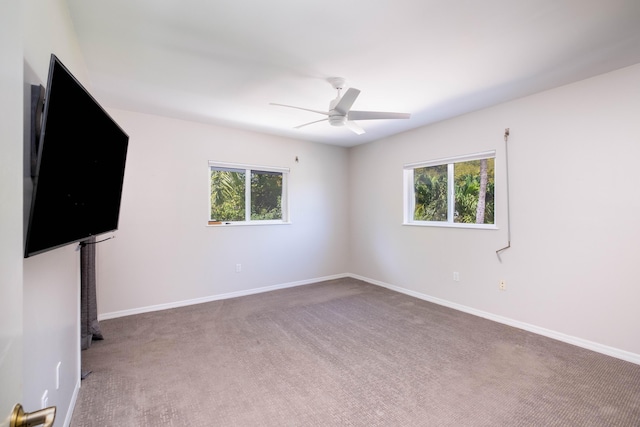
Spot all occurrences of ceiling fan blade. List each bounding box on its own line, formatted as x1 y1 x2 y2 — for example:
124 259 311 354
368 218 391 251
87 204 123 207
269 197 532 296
334 88 361 114
294 118 329 129
348 111 411 121
270 103 329 116
345 121 365 135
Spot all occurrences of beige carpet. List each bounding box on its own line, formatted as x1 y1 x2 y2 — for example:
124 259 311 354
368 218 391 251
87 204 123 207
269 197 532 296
71 278 640 426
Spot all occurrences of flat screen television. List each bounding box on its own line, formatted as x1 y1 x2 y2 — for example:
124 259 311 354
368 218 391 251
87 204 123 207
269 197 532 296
24 54 129 258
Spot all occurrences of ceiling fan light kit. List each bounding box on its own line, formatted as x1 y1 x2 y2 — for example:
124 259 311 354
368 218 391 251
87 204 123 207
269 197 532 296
270 77 410 135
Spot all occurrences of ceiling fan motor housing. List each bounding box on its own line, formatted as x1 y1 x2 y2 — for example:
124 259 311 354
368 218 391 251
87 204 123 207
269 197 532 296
328 113 346 127
328 95 346 126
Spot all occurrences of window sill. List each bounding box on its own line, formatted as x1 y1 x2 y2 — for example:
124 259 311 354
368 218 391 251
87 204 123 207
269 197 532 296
207 220 292 227
403 221 498 230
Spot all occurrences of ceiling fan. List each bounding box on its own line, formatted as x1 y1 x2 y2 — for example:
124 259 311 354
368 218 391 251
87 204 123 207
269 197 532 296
270 77 410 135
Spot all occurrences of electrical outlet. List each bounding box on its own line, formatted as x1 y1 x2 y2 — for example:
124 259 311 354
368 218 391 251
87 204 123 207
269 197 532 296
235 263 241 273
499 280 507 291
453 272 460 282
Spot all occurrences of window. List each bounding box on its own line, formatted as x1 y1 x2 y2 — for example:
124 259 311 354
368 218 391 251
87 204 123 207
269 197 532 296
209 162 289 225
404 151 496 228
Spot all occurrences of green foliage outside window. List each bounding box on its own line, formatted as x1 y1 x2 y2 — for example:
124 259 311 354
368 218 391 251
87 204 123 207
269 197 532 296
210 168 283 222
210 169 245 221
251 171 282 220
413 158 494 224
414 165 448 221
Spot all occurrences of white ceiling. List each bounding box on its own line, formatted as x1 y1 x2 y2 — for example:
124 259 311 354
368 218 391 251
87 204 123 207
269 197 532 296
66 0 640 147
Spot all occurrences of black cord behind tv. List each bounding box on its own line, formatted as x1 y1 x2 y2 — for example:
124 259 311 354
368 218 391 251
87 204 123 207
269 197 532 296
24 54 129 258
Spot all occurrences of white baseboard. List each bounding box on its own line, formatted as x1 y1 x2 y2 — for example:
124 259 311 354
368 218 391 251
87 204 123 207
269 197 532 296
98 273 349 321
349 273 640 366
63 378 81 427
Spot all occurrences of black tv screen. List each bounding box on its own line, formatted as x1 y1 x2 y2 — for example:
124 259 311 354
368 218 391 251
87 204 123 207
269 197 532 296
24 54 129 258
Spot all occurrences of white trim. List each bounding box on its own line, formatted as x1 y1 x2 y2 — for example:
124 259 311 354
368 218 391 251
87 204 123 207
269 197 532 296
403 221 498 230
209 161 290 223
207 220 292 227
69 257 81 427
244 171 251 221
64 378 81 427
404 150 496 169
349 273 640 366
98 273 349 321
447 163 454 222
403 151 496 227
281 169 289 222
403 168 414 224
209 160 290 174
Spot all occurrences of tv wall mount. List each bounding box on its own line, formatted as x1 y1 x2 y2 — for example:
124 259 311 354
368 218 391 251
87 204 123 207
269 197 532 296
30 84 45 179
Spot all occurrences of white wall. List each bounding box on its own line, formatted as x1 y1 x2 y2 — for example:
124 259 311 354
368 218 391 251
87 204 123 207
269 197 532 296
349 63 640 357
97 110 350 316
1 1 25 422
22 0 90 425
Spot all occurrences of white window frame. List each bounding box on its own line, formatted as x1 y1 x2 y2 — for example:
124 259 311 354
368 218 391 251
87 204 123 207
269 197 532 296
208 161 290 226
403 150 497 229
